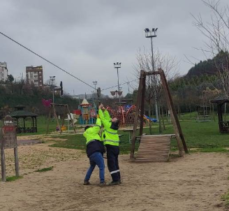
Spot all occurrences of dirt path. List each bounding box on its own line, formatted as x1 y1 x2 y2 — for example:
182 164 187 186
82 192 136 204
0 143 229 211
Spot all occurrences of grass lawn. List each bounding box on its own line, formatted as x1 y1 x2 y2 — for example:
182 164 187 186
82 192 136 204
6 114 228 153
48 116 229 153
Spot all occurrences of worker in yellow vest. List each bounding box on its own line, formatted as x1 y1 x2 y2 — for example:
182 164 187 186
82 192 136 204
98 104 121 185
83 117 106 186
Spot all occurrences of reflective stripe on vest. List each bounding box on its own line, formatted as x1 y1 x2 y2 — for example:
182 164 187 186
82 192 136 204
105 129 117 135
104 139 120 144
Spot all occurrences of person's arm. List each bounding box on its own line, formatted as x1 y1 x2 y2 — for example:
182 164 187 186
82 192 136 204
99 109 111 128
104 109 111 121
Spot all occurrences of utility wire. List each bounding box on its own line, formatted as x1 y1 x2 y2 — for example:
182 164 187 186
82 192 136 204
0 31 96 90
0 31 139 93
101 79 138 91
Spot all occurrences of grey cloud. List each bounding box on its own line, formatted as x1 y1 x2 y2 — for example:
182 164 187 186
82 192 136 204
1 0 228 96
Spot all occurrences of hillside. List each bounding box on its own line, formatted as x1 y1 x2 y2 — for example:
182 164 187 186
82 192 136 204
185 51 229 78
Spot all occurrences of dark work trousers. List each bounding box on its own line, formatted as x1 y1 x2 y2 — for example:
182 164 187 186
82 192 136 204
106 145 121 182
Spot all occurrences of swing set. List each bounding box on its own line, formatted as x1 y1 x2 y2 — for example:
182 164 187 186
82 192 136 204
46 103 76 134
130 69 188 162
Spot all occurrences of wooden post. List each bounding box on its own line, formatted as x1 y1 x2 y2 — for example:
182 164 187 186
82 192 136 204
23 117 26 133
130 70 145 160
46 108 52 134
53 104 61 134
1 141 6 182
139 73 146 136
218 103 223 133
0 128 7 182
1 116 20 181
158 69 188 155
14 147 19 177
35 117 37 132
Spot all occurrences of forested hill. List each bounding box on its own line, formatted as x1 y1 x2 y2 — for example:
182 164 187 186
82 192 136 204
185 50 229 78
0 82 79 117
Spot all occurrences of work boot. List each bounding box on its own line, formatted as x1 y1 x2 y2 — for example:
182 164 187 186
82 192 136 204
83 181 90 185
99 182 106 187
107 181 120 186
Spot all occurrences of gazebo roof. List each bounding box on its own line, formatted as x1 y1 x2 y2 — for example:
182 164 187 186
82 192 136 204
211 94 229 104
10 110 37 118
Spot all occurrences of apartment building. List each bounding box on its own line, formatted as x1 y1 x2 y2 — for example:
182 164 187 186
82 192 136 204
26 66 43 87
0 62 8 81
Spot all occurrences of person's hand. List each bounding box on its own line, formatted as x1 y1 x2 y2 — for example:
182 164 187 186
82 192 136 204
99 104 104 110
101 105 105 110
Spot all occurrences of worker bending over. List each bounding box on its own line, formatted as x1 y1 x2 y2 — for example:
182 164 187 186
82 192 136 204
83 117 106 186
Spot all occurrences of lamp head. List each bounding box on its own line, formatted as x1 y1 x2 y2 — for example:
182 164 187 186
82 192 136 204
114 62 121 68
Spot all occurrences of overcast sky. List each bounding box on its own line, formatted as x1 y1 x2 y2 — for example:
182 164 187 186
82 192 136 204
0 0 228 97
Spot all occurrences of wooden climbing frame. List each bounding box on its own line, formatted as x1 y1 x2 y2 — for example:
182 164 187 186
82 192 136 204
130 69 188 161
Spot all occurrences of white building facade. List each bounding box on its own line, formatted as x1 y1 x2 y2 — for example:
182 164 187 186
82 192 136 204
0 62 8 81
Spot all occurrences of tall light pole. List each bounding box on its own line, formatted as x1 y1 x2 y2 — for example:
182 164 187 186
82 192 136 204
114 62 121 104
50 76 56 104
144 28 159 121
92 81 97 103
93 81 97 90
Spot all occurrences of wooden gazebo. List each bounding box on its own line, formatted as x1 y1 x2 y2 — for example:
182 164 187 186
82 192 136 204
211 95 229 133
10 105 38 133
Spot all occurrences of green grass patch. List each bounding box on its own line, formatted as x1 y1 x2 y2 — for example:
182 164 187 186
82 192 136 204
222 192 229 206
6 176 23 182
35 166 54 172
191 148 229 153
48 120 229 154
18 114 229 154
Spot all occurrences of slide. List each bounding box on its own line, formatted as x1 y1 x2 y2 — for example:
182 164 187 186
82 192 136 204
144 115 157 123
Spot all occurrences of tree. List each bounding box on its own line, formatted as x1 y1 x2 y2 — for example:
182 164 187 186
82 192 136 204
193 0 229 96
7 74 14 83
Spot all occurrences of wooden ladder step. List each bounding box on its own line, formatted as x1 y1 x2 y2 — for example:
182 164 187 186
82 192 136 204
135 135 173 162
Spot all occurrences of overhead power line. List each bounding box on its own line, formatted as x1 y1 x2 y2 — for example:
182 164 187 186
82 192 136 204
0 31 139 93
101 79 138 91
0 31 95 90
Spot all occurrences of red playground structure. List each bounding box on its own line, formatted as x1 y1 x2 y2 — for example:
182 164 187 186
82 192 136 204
106 105 137 127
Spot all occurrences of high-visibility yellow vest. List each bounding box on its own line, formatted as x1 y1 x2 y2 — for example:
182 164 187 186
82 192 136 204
83 118 102 145
99 109 120 147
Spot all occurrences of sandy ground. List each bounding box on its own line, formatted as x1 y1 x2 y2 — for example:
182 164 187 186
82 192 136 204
1 141 229 211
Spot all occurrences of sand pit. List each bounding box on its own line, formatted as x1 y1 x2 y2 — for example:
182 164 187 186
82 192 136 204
1 142 229 211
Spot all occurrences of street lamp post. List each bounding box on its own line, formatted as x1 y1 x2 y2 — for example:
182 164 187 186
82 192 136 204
92 81 97 103
93 81 97 90
114 62 121 104
50 76 56 104
144 28 159 121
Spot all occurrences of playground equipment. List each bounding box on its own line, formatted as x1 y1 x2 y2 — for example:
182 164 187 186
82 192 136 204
106 104 157 128
196 105 211 122
64 113 78 131
107 105 137 127
0 115 19 181
136 134 175 162
74 99 97 125
144 115 157 123
211 95 229 133
46 103 76 134
196 88 217 122
130 69 188 162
